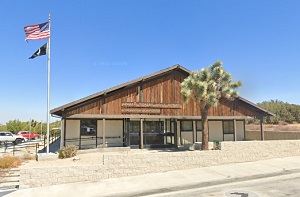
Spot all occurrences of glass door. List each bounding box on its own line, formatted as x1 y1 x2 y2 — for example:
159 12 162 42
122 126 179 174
128 119 175 148
143 121 164 146
129 121 140 146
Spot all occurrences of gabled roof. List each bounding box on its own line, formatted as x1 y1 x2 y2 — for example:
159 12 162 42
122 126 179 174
50 64 190 116
236 97 275 117
50 64 274 117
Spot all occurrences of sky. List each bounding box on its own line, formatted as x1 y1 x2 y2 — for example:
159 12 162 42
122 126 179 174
1 0 300 124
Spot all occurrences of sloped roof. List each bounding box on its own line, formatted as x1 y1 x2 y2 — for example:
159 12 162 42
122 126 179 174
50 64 274 117
50 64 189 115
236 97 275 117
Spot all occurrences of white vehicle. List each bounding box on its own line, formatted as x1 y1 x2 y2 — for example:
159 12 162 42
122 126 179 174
0 132 24 145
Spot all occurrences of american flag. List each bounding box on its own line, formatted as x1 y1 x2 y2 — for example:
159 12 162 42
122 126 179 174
24 22 50 41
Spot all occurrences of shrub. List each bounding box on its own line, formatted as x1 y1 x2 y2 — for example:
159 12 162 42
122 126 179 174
22 153 35 161
58 145 77 159
0 156 22 169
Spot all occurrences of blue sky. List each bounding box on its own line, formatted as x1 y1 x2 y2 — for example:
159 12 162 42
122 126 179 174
0 1 300 124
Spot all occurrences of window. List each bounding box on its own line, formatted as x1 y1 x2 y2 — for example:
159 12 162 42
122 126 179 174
180 120 193 131
223 121 234 134
129 121 140 133
196 121 202 131
80 120 97 136
129 121 140 145
144 121 164 134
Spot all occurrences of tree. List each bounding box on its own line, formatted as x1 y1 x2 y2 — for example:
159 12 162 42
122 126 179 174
181 61 242 150
31 120 37 128
257 100 300 124
6 119 22 133
0 124 6 131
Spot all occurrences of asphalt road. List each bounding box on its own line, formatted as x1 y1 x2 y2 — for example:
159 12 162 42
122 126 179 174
148 172 300 197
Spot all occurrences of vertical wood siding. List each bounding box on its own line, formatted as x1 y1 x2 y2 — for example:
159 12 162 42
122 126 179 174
106 87 139 114
65 71 258 117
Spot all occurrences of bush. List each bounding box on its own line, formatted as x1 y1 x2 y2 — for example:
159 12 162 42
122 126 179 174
22 153 35 161
0 156 22 169
58 145 77 159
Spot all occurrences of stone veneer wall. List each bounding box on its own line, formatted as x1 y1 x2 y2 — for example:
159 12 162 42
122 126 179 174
246 130 300 140
20 140 300 189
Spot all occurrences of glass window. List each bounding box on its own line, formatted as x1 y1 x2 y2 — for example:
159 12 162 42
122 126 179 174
144 121 164 134
80 120 97 136
223 121 234 134
129 121 140 145
129 121 140 133
196 121 202 131
180 120 193 131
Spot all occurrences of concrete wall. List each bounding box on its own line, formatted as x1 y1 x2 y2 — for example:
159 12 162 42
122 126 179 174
246 130 300 141
19 140 300 189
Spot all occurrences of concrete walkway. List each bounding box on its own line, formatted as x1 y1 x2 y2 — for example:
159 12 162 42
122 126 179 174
3 156 300 197
38 137 61 153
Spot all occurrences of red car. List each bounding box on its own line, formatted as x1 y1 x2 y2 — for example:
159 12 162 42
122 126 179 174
17 131 41 140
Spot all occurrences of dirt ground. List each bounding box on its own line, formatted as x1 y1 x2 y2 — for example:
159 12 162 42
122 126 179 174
19 149 155 168
246 123 300 131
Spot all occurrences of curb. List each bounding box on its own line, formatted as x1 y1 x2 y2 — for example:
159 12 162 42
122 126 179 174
106 168 300 197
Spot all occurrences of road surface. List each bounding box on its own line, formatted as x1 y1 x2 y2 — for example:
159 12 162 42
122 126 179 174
148 172 300 197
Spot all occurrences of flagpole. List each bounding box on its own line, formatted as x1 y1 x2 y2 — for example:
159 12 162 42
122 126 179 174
46 14 51 154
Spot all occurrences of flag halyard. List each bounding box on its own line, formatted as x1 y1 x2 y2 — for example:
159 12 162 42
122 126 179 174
24 22 50 40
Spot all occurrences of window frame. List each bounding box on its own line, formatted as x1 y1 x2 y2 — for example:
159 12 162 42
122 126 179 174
80 119 97 136
180 120 193 132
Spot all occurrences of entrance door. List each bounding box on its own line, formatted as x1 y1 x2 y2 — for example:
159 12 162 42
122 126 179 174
127 119 175 148
143 121 164 146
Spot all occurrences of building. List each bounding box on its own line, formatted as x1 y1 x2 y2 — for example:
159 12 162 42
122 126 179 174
50 65 274 150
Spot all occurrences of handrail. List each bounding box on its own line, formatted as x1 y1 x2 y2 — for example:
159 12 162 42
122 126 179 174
64 136 126 149
0 169 20 190
0 142 39 156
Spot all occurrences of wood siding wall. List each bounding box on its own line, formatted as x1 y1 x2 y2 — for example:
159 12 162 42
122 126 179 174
65 71 258 117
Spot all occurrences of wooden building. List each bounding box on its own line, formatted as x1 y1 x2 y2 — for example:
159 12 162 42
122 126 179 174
50 65 274 149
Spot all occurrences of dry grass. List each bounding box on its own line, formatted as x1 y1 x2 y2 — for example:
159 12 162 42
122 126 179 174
0 156 22 169
22 153 36 161
0 152 36 170
246 123 300 132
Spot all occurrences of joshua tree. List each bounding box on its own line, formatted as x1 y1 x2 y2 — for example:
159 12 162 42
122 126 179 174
181 61 242 150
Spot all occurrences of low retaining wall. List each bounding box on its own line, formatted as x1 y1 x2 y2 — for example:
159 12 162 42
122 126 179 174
19 140 300 189
246 130 300 140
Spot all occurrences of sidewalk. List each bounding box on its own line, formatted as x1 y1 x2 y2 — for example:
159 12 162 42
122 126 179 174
4 156 300 197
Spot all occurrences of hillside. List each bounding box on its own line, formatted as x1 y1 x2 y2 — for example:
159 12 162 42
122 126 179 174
257 100 300 124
